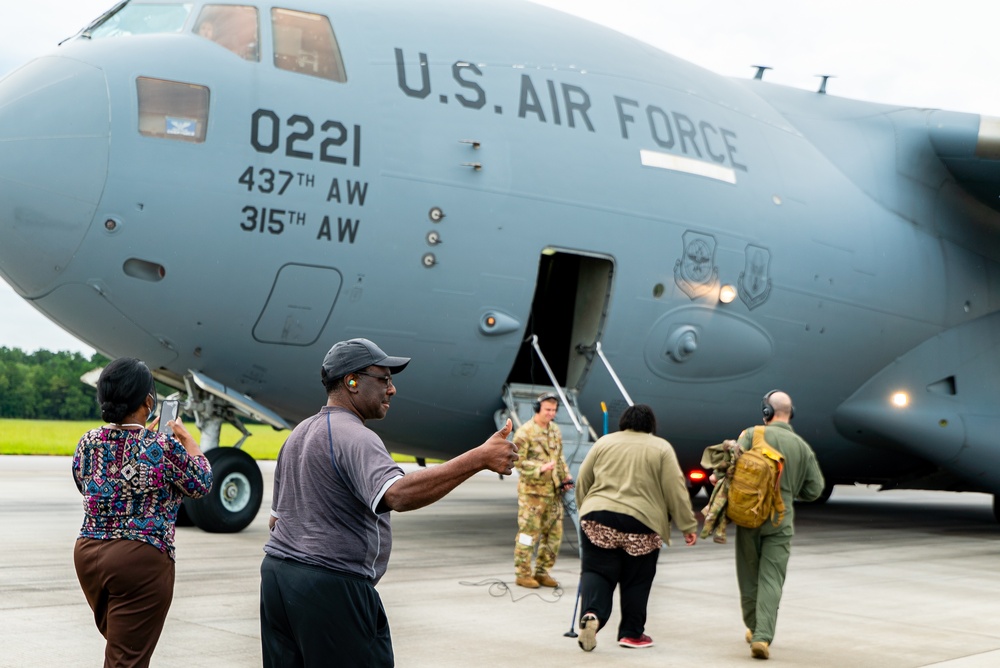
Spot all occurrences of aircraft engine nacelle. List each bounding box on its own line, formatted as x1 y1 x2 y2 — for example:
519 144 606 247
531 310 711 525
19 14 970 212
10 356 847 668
834 311 1000 494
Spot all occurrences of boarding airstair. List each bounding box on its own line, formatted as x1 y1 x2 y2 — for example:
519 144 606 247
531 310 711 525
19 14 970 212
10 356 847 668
497 336 634 633
495 381 593 540
495 336 635 539
497 383 596 468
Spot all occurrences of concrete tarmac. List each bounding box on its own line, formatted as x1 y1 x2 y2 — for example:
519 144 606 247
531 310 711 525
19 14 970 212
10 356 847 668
2 454 999 667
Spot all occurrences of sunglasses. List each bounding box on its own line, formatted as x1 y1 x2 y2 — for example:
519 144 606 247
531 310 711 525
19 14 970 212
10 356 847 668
356 371 394 388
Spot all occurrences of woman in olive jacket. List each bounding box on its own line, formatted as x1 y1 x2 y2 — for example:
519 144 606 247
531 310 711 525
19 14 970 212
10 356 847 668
574 404 698 652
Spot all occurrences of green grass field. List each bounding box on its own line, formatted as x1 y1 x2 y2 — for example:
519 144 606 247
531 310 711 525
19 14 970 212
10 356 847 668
0 418 288 459
0 418 427 463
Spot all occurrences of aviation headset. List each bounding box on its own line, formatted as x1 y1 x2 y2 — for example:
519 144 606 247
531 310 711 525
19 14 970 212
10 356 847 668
532 392 559 413
761 389 794 421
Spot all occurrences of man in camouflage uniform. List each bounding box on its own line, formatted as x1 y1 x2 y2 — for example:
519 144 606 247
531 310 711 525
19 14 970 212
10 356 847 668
513 392 573 588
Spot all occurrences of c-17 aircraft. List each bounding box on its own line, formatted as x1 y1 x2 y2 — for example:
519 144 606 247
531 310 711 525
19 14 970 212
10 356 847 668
2 0 999 532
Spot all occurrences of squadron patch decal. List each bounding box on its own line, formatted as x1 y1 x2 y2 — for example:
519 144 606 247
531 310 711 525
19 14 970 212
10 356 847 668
738 244 772 310
674 230 718 299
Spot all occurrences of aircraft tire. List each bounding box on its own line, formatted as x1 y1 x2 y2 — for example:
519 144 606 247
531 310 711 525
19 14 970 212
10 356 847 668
186 447 263 533
175 500 195 527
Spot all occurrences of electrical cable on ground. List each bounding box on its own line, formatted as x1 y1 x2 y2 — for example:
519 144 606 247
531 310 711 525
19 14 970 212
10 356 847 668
458 578 565 603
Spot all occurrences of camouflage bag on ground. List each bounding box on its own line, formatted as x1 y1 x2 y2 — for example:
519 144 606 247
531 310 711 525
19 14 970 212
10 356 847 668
725 426 786 529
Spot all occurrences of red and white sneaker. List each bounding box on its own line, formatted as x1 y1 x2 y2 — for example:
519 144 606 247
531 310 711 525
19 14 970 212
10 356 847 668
618 634 654 648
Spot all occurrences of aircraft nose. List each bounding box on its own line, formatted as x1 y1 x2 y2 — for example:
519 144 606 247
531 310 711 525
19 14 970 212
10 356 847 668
0 56 109 296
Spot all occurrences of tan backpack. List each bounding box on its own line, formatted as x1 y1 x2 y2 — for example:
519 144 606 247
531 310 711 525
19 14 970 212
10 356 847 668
725 426 786 529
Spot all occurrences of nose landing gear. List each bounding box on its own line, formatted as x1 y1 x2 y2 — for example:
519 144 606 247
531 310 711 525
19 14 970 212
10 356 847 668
155 369 290 533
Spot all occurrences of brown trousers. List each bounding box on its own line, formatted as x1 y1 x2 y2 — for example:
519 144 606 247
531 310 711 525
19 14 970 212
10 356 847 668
74 538 175 668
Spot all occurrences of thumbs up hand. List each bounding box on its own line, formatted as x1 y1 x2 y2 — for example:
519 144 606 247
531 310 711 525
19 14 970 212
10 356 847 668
480 418 518 474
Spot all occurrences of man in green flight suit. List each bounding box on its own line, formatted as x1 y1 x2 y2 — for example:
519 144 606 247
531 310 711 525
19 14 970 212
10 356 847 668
724 390 825 660
512 392 573 588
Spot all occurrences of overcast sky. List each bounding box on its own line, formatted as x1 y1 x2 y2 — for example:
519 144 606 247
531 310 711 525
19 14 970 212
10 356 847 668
2 0 999 355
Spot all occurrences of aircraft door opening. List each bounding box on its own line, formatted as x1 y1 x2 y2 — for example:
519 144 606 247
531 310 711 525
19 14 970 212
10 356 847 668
507 250 614 390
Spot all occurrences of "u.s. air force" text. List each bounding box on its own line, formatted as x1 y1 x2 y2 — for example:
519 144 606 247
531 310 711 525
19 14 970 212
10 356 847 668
394 48 748 173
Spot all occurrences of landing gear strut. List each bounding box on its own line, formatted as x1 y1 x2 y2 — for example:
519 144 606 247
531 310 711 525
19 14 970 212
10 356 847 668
168 377 269 533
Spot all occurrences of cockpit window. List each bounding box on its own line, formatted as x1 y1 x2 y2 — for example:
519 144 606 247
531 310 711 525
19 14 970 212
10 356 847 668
272 8 346 83
193 5 259 61
137 77 209 143
88 3 193 38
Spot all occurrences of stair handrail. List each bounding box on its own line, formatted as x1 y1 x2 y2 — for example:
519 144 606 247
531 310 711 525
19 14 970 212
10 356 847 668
594 341 634 407
527 334 584 435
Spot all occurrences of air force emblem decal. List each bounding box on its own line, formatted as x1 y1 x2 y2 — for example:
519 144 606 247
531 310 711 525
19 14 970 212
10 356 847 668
674 230 718 299
738 244 772 310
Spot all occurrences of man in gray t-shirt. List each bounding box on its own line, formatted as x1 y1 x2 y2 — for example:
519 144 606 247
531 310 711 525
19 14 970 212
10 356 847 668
260 338 517 668
265 406 402 582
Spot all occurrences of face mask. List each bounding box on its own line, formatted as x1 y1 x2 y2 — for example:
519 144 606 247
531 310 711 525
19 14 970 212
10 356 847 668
146 382 158 422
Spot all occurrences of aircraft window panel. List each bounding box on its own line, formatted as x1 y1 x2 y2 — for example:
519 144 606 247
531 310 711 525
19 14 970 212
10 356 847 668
136 77 209 143
271 8 346 83
88 3 193 38
193 5 260 61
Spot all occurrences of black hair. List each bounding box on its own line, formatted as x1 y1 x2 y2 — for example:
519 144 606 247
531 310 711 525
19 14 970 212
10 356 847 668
619 404 657 434
97 358 154 423
320 366 340 394
319 367 347 396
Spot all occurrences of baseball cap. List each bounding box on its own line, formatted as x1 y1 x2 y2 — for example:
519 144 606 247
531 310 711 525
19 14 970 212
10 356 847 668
322 338 410 378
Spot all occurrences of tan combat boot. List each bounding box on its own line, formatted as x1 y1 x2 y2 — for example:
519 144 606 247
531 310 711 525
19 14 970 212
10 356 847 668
534 572 559 587
751 641 770 659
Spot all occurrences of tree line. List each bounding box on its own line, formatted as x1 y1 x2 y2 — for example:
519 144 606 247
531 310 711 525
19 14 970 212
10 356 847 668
0 348 111 420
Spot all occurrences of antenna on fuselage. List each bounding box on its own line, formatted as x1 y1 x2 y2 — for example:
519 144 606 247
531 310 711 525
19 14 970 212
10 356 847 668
752 65 772 80
816 74 834 94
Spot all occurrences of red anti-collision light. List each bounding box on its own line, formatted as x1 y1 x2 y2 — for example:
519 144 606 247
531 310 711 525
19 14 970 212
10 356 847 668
688 470 707 483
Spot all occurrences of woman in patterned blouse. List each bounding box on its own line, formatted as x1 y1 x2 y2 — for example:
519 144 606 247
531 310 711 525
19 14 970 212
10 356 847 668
72 358 213 668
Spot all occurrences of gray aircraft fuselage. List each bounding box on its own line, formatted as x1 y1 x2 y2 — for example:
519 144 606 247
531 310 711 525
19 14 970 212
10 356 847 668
2 0 1000 500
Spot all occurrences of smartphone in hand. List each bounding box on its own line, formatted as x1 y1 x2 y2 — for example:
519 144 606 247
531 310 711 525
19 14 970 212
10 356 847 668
158 399 179 436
